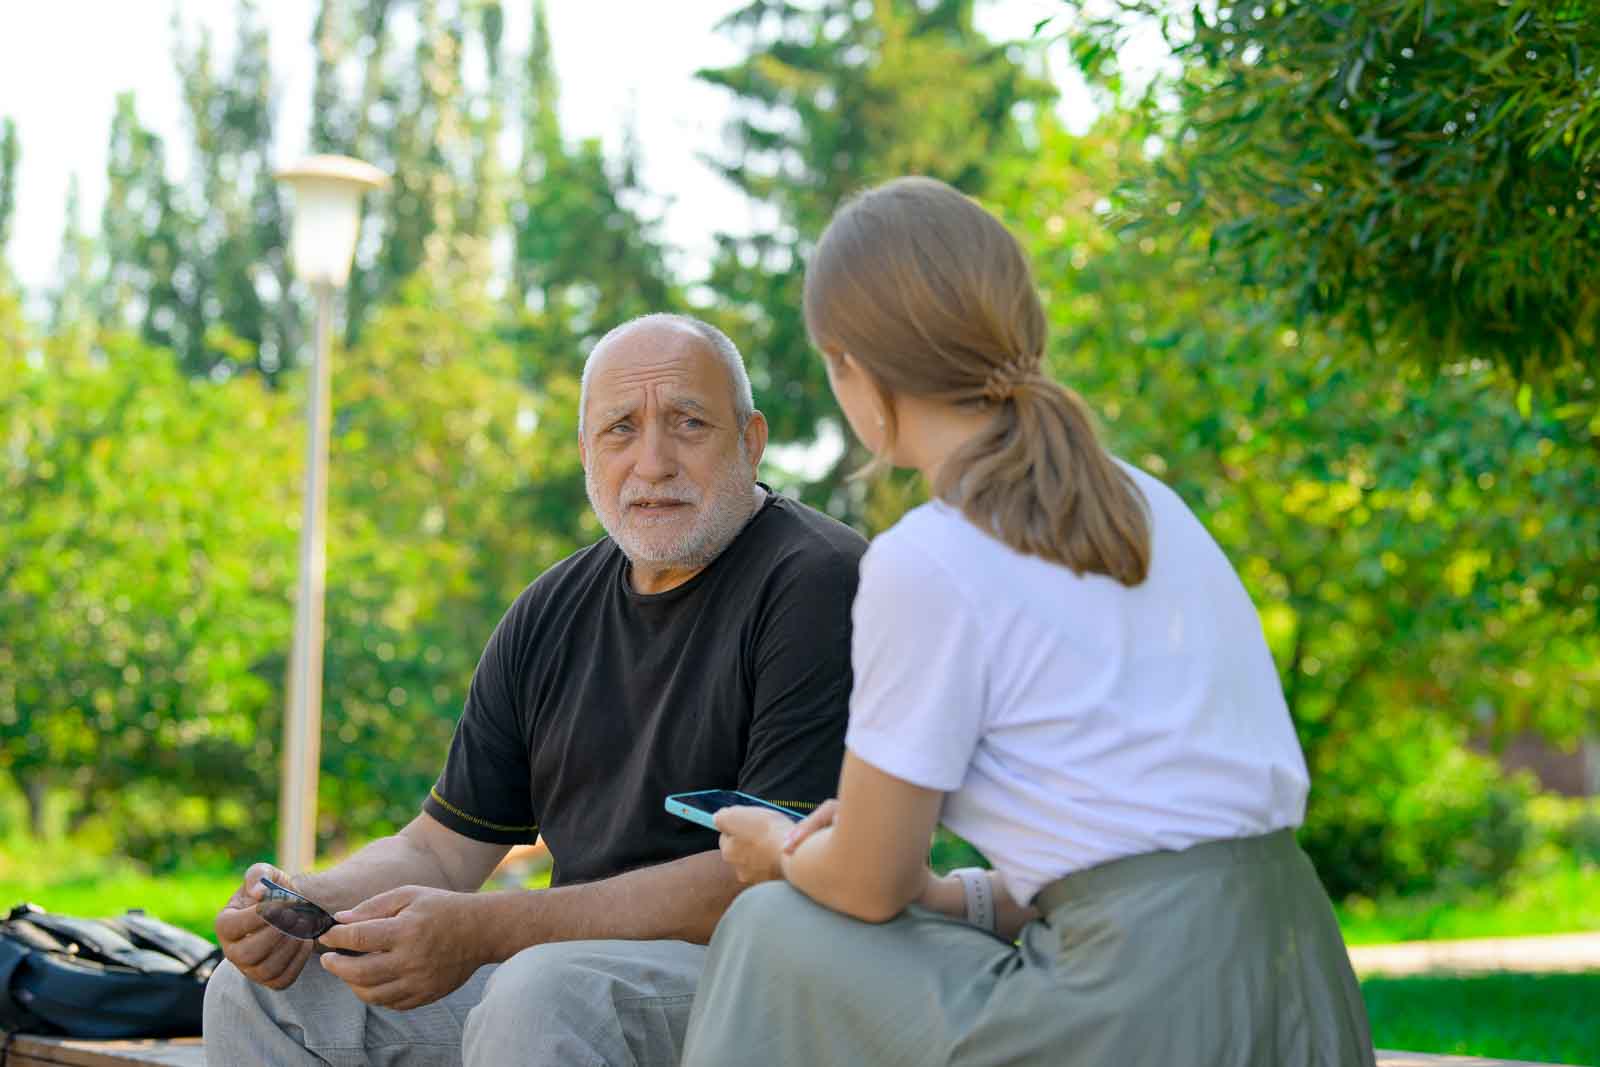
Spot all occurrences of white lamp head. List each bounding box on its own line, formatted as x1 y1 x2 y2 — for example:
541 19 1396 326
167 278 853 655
275 155 388 289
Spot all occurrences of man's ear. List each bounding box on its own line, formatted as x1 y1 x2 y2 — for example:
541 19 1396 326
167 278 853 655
742 410 769 470
578 433 587 469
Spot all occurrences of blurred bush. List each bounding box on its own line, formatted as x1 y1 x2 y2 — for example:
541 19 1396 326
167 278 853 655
1528 794 1600 867
1301 716 1536 899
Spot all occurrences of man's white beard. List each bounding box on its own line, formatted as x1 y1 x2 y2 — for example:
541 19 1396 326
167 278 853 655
586 449 759 573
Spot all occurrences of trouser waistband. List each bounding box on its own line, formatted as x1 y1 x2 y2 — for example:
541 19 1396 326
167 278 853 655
1032 828 1301 913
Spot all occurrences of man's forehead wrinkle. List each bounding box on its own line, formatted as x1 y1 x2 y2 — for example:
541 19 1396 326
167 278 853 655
601 364 696 390
590 357 730 413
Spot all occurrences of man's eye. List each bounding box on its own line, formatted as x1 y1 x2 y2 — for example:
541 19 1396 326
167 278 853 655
607 422 633 435
682 418 706 430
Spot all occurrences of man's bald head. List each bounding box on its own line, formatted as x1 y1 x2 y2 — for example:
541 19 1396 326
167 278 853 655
578 314 754 438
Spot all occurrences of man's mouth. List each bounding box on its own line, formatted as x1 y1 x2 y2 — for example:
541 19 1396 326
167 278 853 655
628 499 691 512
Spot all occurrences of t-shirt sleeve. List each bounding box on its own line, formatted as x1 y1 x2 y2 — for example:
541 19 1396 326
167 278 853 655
422 592 540 844
735 544 861 815
844 531 987 792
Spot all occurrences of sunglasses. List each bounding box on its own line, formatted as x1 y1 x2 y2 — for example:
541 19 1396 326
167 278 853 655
256 877 363 955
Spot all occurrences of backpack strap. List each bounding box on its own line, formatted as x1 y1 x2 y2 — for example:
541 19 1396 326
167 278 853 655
184 947 224 979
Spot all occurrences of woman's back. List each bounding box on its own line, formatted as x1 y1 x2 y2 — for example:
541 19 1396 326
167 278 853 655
845 462 1309 903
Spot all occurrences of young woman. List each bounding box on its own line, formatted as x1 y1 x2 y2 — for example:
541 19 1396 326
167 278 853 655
679 177 1375 1067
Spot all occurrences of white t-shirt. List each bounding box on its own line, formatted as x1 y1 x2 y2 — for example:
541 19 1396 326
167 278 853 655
844 465 1309 905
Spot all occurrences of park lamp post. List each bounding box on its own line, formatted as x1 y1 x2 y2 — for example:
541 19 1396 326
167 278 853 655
274 155 387 874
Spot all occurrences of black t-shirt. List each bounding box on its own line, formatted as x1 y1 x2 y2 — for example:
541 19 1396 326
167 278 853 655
423 490 866 886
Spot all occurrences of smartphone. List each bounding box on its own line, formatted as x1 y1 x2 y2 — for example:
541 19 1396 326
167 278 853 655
665 789 806 831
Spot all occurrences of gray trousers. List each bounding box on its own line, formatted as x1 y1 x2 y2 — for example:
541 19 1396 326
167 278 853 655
682 833 1375 1066
203 938 706 1067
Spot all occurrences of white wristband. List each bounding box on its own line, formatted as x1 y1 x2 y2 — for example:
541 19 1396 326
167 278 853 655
951 867 995 932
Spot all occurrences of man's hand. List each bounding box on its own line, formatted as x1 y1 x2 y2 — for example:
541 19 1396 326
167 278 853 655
713 806 795 885
214 862 315 990
317 885 487 1011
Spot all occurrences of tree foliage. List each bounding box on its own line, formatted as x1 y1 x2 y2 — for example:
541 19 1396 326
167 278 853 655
0 282 592 864
0 117 17 271
171 1 301 379
92 6 299 382
989 115 1597 895
504 0 679 374
1063 0 1600 379
698 0 1055 485
0 325 298 857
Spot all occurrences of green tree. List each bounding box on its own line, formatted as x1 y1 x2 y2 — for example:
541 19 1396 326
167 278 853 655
987 115 1597 895
48 176 96 353
171 0 300 380
95 3 298 381
97 93 197 365
698 0 1054 512
333 0 487 334
0 117 17 277
1059 1 1600 383
504 0 678 378
0 326 298 857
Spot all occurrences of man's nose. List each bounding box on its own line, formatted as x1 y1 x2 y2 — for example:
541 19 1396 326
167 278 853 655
633 421 678 481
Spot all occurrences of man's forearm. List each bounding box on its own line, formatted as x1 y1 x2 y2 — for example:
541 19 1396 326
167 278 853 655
293 832 460 913
472 849 738 964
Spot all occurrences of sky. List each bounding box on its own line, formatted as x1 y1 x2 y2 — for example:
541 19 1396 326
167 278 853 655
0 0 1086 299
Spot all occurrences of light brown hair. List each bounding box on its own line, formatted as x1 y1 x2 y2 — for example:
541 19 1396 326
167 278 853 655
803 176 1151 585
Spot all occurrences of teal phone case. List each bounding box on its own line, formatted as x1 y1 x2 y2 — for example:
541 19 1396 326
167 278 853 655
664 790 804 830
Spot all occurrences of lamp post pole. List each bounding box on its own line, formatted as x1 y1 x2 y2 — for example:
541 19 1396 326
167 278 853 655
274 155 387 874
280 282 336 874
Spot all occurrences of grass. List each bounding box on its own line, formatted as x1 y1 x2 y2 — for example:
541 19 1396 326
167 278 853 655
0 866 239 941
1362 971 1600 1065
1337 858 1600 946
0 854 553 942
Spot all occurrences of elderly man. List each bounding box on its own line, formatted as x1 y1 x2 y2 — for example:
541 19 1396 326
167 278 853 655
204 314 865 1066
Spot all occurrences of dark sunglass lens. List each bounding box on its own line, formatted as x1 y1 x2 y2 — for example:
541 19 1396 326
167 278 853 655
257 899 334 940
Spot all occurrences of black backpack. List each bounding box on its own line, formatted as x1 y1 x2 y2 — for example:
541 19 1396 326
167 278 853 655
0 903 221 1039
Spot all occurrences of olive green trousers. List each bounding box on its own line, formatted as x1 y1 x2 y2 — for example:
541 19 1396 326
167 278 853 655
682 830 1376 1067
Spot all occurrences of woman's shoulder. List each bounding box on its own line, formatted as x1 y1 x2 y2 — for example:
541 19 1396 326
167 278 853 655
863 502 1003 603
871 500 981 563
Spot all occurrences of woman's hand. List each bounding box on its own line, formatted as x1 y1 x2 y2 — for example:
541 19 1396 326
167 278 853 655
781 799 838 854
714 807 797 885
914 870 966 918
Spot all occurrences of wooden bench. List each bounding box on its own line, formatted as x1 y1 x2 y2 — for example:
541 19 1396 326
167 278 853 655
1 1037 1576 1067
3 1037 203 1067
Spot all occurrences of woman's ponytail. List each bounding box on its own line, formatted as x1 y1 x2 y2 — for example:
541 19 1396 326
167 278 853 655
805 176 1152 585
936 376 1150 584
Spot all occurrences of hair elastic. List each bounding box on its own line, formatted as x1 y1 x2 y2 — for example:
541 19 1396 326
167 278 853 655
982 358 1037 404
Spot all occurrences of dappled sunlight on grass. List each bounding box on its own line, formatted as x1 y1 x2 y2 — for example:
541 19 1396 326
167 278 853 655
1363 971 1600 1065
0 866 241 940
1339 859 1600 945
0 848 556 942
